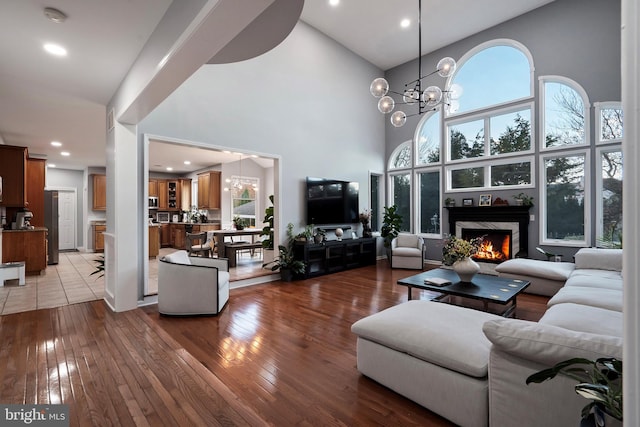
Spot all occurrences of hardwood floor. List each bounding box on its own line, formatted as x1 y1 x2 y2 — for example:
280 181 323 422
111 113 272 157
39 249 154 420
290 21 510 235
0 261 548 426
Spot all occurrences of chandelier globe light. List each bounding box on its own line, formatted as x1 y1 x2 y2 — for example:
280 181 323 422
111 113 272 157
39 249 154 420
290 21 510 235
370 0 461 127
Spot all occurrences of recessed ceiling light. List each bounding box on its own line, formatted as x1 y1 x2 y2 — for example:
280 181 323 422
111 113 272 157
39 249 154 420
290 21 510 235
400 19 411 28
44 7 67 23
329 0 340 6
60 151 70 156
48 164 56 168
166 167 173 171
183 160 191 165
44 43 67 57
51 141 62 147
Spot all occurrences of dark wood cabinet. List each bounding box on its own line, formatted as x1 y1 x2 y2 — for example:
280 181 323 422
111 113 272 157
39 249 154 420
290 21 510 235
160 223 171 247
197 171 221 209
26 158 46 227
94 224 106 252
158 180 168 210
293 237 377 278
92 174 107 211
2 229 47 274
0 145 28 207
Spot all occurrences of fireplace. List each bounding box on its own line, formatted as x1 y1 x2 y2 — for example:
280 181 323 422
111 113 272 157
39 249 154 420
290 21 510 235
446 206 532 260
461 228 512 263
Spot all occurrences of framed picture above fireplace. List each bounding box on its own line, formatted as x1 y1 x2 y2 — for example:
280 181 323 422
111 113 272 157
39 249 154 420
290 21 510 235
479 194 492 207
463 198 473 206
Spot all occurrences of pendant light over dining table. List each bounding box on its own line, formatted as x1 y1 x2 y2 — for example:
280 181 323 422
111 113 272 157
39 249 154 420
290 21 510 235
370 0 462 127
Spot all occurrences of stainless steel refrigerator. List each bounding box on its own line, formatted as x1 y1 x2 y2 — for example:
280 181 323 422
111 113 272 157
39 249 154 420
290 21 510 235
44 190 59 265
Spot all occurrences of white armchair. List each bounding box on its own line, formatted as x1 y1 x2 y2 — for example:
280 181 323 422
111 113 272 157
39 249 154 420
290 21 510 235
391 234 425 269
158 250 230 315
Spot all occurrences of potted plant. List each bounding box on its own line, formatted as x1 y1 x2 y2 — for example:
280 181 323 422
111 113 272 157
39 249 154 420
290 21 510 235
263 222 306 281
233 216 247 230
444 197 456 207
442 234 484 282
513 193 534 206
91 254 105 279
360 209 372 237
381 205 403 260
314 228 326 243
526 357 622 426
260 195 274 250
296 224 314 243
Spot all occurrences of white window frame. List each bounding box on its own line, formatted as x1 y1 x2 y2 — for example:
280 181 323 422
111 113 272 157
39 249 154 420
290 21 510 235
445 39 535 119
595 145 623 245
594 101 623 145
415 167 442 238
388 141 412 171
388 170 412 232
539 75 591 152
539 149 591 247
445 155 535 192
445 102 535 164
414 107 442 167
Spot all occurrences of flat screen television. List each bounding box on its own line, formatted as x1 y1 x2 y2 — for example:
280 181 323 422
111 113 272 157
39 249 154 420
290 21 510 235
306 177 359 225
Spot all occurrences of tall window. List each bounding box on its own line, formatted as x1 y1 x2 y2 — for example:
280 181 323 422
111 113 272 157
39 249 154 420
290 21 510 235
390 172 411 232
541 152 589 246
231 178 258 227
596 148 623 247
415 109 441 165
417 170 440 236
370 173 382 232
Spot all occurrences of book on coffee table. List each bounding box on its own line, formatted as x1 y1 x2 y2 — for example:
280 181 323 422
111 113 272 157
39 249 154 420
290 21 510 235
424 277 452 286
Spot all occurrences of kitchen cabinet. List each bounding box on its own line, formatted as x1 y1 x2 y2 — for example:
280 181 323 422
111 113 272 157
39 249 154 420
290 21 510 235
197 171 221 210
160 223 171 247
149 179 158 197
94 223 106 252
0 145 28 207
168 181 178 210
26 158 46 227
2 229 47 274
92 174 107 211
158 180 168 210
149 226 159 258
172 224 186 250
180 179 192 210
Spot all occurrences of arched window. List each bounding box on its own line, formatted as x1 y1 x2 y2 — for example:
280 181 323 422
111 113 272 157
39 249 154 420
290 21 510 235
388 141 412 170
447 41 533 116
540 76 590 149
415 109 441 166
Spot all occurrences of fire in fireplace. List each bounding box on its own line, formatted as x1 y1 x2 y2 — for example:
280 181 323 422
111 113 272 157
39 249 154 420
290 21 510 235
461 228 512 263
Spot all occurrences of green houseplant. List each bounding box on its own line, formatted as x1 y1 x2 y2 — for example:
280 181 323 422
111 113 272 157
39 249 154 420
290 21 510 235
526 357 622 426
263 222 306 281
233 216 247 230
260 195 274 250
513 193 534 206
381 205 403 249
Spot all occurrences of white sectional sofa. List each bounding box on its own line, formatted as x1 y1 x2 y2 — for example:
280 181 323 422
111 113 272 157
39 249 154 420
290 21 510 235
351 248 623 427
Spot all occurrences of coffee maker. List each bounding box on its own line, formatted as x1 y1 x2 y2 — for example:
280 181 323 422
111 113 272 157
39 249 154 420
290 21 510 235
15 210 33 229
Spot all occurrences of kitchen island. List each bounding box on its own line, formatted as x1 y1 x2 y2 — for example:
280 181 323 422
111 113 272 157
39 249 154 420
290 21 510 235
1 227 48 275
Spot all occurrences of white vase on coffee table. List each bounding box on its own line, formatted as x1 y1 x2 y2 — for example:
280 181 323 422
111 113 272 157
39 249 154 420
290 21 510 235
453 257 480 283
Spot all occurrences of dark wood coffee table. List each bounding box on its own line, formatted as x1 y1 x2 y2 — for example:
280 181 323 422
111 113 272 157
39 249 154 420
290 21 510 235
397 268 530 317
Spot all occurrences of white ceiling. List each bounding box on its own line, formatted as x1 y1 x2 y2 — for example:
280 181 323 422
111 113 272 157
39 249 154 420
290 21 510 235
0 0 554 173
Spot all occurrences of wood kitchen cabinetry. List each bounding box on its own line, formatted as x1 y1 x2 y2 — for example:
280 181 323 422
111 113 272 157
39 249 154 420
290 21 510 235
149 226 160 258
172 224 186 250
158 180 168 210
94 224 106 252
0 145 28 207
149 179 158 197
160 223 171 247
26 158 46 227
2 229 47 274
180 179 192 210
197 171 221 210
92 174 107 211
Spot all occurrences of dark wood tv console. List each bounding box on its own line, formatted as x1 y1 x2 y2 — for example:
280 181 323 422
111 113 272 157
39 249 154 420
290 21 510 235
293 237 377 278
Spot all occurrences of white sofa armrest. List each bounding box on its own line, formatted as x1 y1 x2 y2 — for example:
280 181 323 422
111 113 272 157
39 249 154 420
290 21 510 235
574 248 622 271
189 256 229 271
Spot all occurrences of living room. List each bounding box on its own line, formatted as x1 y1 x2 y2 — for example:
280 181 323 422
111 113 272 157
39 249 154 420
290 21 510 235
1 0 638 424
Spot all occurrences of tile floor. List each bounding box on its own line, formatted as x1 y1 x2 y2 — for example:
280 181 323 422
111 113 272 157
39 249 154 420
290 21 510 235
0 251 104 315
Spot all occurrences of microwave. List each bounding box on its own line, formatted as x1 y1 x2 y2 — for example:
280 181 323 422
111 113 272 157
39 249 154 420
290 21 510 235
157 212 170 223
149 196 158 208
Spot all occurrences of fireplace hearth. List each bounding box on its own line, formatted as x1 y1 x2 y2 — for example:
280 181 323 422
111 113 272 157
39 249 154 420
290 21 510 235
446 206 532 259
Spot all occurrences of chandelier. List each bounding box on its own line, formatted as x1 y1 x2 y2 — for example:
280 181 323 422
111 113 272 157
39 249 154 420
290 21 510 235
370 0 461 127
224 153 258 191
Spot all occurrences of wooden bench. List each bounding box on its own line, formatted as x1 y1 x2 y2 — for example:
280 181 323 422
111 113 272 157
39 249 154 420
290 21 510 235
224 242 263 267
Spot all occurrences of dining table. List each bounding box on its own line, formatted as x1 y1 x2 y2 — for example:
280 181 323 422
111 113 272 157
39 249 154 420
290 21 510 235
211 228 263 258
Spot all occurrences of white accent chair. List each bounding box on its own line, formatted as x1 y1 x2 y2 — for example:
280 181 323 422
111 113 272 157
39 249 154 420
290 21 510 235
158 250 230 315
391 234 425 269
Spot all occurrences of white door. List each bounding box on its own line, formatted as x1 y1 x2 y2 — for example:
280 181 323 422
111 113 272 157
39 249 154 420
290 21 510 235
58 190 76 250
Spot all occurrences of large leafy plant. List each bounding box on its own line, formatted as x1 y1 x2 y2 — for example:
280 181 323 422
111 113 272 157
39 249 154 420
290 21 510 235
526 357 622 423
381 205 403 248
262 222 305 275
260 194 274 250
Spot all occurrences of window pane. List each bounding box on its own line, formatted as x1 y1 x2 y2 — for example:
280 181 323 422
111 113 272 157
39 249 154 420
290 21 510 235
416 110 441 165
392 174 411 231
231 179 257 227
490 110 531 155
451 167 484 189
600 107 624 142
419 171 440 234
450 45 531 114
370 174 381 231
600 150 623 246
491 162 531 186
544 82 586 147
545 155 585 240
449 119 484 160
391 145 411 169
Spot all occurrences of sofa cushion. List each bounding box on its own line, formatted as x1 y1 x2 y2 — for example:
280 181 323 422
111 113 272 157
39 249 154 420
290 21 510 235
483 318 623 367
163 250 191 265
392 247 422 257
396 234 419 248
351 300 501 378
565 270 623 291
547 286 623 312
574 248 622 271
495 258 575 281
539 303 623 337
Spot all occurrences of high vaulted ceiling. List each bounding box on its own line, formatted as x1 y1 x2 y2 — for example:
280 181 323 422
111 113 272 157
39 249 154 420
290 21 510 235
0 0 555 172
